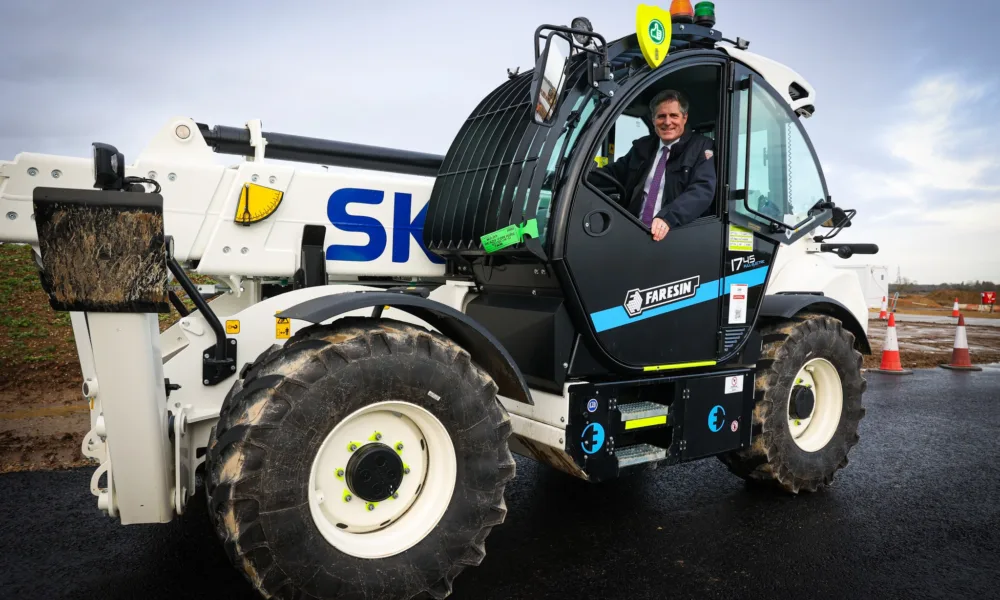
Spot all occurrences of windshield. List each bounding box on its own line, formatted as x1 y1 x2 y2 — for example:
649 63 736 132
533 94 601 242
735 82 827 230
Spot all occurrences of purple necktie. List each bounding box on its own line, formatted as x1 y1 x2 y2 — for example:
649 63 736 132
641 147 669 226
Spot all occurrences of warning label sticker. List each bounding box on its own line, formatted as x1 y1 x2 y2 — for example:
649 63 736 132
728 225 754 252
725 375 744 395
275 316 290 339
728 283 748 324
225 320 240 334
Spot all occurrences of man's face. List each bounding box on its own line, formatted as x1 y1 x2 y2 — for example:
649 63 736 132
653 99 687 143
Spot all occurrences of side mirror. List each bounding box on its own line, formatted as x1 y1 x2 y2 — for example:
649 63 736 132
822 206 852 228
531 34 571 125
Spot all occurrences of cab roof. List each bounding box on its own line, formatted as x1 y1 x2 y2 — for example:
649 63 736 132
604 30 817 117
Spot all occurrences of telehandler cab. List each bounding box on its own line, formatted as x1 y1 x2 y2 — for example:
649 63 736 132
0 4 878 599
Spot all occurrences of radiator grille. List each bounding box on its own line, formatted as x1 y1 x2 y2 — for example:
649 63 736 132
424 58 592 255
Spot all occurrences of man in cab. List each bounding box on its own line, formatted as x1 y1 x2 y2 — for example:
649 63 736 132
599 89 717 241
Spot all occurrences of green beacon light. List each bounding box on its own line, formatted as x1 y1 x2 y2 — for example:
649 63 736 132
694 1 716 28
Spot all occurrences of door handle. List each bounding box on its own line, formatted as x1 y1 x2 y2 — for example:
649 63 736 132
583 209 613 237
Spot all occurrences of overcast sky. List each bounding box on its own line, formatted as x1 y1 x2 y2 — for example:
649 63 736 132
2 0 997 284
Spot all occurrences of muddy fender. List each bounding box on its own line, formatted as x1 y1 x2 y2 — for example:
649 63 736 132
277 291 533 405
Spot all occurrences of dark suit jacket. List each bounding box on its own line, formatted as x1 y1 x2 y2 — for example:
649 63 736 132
602 131 717 228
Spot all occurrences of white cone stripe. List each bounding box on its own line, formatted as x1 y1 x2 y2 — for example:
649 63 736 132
954 326 969 350
885 324 899 351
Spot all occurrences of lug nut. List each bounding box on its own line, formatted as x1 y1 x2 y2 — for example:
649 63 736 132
367 503 375 511
345 494 352 502
336 469 344 478
392 492 399 499
349 443 358 451
403 467 410 475
396 443 404 451
375 433 382 441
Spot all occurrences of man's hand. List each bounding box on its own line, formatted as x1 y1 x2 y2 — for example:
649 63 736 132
651 217 670 241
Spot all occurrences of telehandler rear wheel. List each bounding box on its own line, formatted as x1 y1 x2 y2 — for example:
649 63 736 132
205 317 515 600
719 313 866 493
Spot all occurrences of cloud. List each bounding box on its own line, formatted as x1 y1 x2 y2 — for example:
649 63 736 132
839 205 1000 285
847 73 1000 204
882 75 1000 195
829 72 999 283
919 199 1000 230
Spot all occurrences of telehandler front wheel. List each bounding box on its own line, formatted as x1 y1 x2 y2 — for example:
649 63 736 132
205 317 515 600
719 313 866 493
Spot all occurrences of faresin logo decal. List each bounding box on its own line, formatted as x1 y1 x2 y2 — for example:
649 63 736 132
623 275 701 318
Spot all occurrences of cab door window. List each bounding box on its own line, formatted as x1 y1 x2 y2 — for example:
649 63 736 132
593 114 649 168
734 81 827 230
611 114 651 163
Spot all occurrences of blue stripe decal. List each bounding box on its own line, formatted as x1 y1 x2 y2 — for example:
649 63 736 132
723 265 769 292
589 266 770 333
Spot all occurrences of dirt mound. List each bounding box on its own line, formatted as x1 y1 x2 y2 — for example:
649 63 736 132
927 290 988 306
863 319 1000 370
0 243 203 472
0 426 96 473
894 295 943 309
863 349 1000 370
0 389 96 473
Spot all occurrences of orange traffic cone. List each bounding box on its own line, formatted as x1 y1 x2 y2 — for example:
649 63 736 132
952 298 960 317
940 314 983 371
869 314 913 375
879 296 888 320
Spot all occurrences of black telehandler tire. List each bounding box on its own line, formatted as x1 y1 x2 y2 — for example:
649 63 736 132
719 312 866 493
205 317 515 600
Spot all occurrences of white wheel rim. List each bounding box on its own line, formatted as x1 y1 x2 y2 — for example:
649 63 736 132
787 358 843 452
307 401 457 559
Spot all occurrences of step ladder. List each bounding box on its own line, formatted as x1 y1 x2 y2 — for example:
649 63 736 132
615 443 667 468
618 401 670 429
615 401 670 468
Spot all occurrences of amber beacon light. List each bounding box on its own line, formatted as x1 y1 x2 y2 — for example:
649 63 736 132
669 0 695 23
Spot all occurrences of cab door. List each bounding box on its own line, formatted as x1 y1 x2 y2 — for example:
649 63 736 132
716 63 836 357
557 60 728 372
727 63 833 245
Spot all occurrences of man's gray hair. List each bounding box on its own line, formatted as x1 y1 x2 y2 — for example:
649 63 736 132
649 89 689 117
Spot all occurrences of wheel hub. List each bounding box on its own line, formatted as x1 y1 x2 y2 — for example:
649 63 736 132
307 401 457 559
790 385 816 420
786 358 844 452
346 443 404 502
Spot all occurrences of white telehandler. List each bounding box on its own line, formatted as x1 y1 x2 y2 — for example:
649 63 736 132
0 5 878 599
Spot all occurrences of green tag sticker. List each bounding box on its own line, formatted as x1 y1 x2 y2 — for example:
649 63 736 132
481 219 539 253
728 224 754 252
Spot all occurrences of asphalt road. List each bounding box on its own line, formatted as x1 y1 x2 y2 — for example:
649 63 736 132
3 367 999 600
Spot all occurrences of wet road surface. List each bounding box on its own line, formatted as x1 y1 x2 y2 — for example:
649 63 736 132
2 367 999 600
869 311 1000 327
